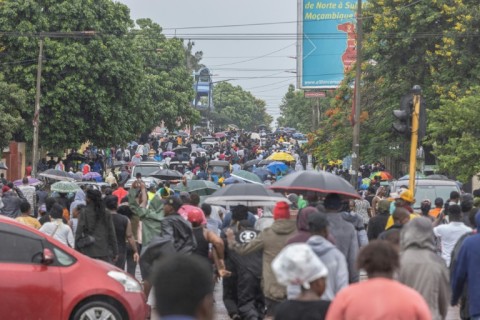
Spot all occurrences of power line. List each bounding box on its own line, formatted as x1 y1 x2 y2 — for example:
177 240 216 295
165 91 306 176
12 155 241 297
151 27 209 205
209 42 295 67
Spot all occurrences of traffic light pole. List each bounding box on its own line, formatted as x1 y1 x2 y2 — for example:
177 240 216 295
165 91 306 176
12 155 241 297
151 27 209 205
408 88 422 192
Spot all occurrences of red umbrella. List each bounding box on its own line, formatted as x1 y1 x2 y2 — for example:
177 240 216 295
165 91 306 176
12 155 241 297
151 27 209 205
370 171 394 181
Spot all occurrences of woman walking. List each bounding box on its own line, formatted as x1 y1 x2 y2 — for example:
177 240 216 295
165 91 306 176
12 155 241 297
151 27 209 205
75 189 118 263
40 203 74 247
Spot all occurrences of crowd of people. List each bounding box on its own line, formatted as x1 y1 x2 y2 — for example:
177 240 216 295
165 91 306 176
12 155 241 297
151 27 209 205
1 129 480 320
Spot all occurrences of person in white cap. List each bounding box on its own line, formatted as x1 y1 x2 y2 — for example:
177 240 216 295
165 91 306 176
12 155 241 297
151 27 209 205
271 243 331 320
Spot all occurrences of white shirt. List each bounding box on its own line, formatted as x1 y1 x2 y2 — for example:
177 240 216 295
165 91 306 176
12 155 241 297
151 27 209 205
40 220 75 247
433 222 471 266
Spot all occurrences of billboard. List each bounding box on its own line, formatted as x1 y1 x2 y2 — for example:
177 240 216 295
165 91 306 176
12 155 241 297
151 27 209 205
297 0 359 89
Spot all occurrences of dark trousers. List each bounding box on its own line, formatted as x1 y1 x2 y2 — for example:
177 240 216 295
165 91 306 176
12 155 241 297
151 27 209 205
126 242 141 277
237 272 264 320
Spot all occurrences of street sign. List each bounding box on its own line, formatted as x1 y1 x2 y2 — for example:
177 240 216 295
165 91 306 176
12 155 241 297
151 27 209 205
297 0 363 89
304 91 326 98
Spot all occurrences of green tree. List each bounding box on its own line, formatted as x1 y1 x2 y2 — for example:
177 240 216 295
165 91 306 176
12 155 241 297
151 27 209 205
277 84 312 133
0 74 26 152
212 82 272 131
427 89 480 182
131 18 199 131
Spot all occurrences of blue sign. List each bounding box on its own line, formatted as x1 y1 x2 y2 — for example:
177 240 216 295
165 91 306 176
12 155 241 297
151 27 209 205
298 0 359 89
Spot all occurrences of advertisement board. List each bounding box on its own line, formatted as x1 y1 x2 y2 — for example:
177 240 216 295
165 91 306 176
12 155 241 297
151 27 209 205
297 0 359 89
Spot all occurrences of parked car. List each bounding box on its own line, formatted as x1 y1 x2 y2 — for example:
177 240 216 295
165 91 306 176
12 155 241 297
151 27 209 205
0 216 146 320
391 178 461 209
208 160 230 175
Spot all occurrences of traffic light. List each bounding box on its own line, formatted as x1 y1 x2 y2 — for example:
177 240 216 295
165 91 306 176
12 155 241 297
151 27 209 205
392 94 413 136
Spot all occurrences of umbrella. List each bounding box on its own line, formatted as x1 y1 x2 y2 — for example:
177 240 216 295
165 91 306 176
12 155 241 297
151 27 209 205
258 159 276 166
150 169 183 181
51 181 81 193
162 151 175 157
83 172 101 180
13 178 42 186
173 180 220 196
224 176 246 185
130 141 138 147
66 152 86 162
194 147 207 153
253 168 271 181
177 131 189 137
39 169 74 181
231 170 263 184
267 152 295 162
270 170 360 199
267 161 289 174
244 159 261 168
250 133 261 140
0 162 7 170
370 171 394 181
214 132 226 139
398 172 427 180
205 183 290 206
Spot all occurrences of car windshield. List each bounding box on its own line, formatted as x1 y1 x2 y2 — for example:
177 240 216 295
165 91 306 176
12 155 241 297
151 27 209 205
413 185 458 209
133 165 160 177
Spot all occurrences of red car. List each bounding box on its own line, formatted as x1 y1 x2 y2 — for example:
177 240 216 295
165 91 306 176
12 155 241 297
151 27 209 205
0 215 146 320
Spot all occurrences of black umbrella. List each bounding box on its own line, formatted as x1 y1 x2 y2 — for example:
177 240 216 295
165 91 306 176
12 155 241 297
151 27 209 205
66 152 86 162
270 170 360 199
150 169 183 181
173 145 190 152
205 183 290 206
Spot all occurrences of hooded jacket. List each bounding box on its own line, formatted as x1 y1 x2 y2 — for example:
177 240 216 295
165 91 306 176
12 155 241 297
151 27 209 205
399 217 450 320
451 213 480 317
128 189 163 247
325 211 359 283
69 189 86 217
287 235 348 300
230 218 296 301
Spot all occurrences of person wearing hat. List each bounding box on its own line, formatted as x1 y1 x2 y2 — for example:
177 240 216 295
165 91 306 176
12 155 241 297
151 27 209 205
367 200 392 240
272 243 331 320
384 189 416 230
226 201 296 317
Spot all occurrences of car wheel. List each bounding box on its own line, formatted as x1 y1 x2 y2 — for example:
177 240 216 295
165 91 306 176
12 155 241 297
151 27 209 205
72 301 122 320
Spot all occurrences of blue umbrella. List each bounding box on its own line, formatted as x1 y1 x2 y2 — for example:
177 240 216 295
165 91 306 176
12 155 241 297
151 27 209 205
267 161 288 174
253 168 271 181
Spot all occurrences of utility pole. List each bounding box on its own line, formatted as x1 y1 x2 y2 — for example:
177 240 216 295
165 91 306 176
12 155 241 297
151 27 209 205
350 0 363 188
31 38 44 177
408 85 422 193
30 31 95 177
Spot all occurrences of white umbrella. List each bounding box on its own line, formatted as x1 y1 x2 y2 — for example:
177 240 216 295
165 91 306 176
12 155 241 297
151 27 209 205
250 132 261 140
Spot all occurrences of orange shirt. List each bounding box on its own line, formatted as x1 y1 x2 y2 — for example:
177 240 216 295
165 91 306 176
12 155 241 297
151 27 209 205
326 278 431 320
429 207 442 218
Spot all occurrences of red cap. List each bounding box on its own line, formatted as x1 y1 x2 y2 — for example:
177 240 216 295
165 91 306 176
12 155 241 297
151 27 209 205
273 201 290 220
2 185 10 193
186 207 207 225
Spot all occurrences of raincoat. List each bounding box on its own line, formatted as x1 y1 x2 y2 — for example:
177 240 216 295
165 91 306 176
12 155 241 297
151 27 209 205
398 217 450 320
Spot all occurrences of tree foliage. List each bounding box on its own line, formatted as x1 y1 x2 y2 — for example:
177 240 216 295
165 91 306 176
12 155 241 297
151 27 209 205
0 74 26 152
277 84 312 133
427 88 480 182
0 1 198 151
131 18 199 131
212 82 272 131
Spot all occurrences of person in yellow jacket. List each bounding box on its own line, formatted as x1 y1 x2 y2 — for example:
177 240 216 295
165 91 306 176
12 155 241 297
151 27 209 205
385 189 418 229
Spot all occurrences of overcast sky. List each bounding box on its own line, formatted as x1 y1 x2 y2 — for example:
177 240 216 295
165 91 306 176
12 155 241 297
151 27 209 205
118 0 298 125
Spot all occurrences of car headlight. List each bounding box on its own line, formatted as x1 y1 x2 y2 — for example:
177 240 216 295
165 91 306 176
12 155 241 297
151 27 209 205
107 271 142 293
